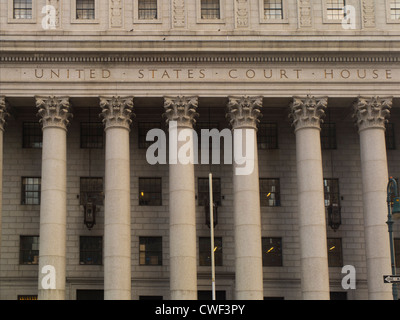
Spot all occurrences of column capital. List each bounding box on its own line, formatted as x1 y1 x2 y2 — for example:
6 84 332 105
226 95 263 130
353 96 392 132
99 96 135 130
36 96 72 130
289 95 327 132
163 96 199 128
0 96 10 132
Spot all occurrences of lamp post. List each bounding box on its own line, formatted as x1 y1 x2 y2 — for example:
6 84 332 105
386 177 400 300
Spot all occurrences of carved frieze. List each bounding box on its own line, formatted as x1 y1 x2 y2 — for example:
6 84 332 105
163 96 199 128
36 96 72 130
226 96 263 130
99 96 134 130
353 96 392 132
289 95 327 131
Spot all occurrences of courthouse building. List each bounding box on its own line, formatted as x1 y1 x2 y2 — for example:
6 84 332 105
0 0 400 300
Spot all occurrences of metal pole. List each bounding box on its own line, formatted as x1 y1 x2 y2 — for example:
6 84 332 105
387 177 398 300
209 172 216 300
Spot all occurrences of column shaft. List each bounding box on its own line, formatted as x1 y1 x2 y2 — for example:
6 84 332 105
227 96 264 300
354 96 393 300
290 96 330 300
36 96 71 300
164 96 198 300
100 96 134 300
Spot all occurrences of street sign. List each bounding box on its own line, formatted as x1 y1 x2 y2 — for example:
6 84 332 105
383 275 400 284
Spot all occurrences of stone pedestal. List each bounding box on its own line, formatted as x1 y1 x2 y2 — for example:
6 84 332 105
289 96 330 300
164 96 198 300
353 96 393 300
100 96 134 300
36 96 72 300
227 96 264 300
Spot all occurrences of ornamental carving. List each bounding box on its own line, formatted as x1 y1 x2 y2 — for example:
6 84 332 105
99 96 135 130
110 0 123 28
289 95 327 131
226 96 263 130
353 96 392 132
235 0 249 28
163 96 199 128
362 0 375 28
0 96 10 132
298 0 312 28
36 96 72 130
172 0 186 28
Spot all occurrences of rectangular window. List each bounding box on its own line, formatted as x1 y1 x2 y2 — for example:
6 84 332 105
386 123 396 150
80 122 104 149
262 237 282 267
76 0 95 19
201 0 220 19
326 0 346 20
258 123 278 149
264 0 284 19
260 178 280 207
321 123 337 150
138 0 158 20
21 177 41 205
138 122 161 149
198 177 221 206
324 178 340 207
80 177 104 206
199 237 223 266
390 0 400 20
139 178 162 206
23 122 42 148
20 236 39 265
395 238 400 266
139 237 162 265
13 0 32 19
327 238 343 267
80 236 103 265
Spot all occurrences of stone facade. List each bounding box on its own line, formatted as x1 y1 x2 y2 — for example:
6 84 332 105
0 0 399 300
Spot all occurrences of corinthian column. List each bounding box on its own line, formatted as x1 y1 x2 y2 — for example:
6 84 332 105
0 97 9 259
226 96 264 300
164 96 198 300
353 96 393 300
100 96 134 300
289 95 330 300
36 96 72 300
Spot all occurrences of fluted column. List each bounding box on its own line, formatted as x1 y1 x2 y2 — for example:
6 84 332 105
36 96 72 300
289 96 330 300
0 97 9 259
100 96 134 300
164 96 198 300
353 96 393 300
227 96 264 300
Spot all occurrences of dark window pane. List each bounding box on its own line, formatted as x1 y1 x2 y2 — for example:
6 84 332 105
20 236 39 265
327 238 343 267
76 0 95 19
258 123 278 150
201 0 220 19
321 123 337 150
21 177 41 205
324 178 340 207
80 177 104 206
81 122 104 149
139 178 162 206
260 178 280 206
80 236 103 265
139 237 162 265
262 237 282 266
13 0 32 19
199 237 223 266
138 0 158 19
264 0 284 20
23 122 42 148
198 177 221 206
